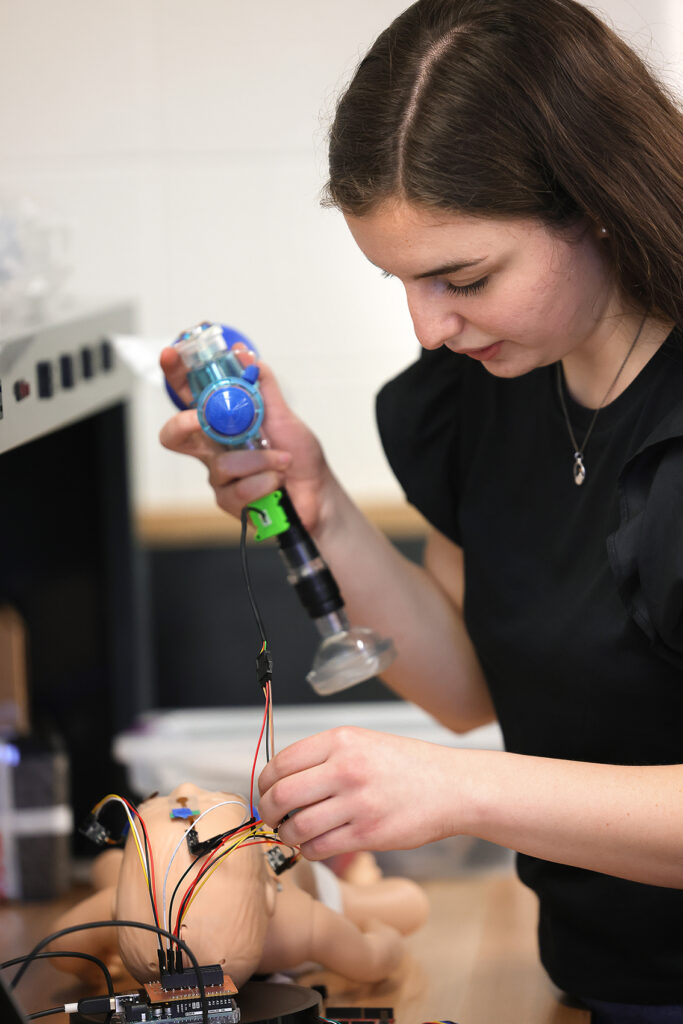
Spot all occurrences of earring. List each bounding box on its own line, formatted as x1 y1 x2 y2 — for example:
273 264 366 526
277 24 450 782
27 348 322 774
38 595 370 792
599 226 608 236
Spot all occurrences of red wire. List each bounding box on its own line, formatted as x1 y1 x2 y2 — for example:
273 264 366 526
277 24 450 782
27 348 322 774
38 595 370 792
174 833 301 935
121 796 160 927
175 681 275 935
173 820 261 936
250 682 271 812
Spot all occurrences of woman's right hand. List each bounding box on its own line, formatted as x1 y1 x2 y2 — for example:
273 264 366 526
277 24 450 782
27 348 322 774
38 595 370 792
158 344 331 534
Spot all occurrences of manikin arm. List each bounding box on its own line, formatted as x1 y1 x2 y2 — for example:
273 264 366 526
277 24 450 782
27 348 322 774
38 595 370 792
49 886 121 986
257 884 403 983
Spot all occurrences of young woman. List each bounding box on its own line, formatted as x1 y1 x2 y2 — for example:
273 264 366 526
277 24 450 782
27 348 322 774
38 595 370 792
160 0 683 1016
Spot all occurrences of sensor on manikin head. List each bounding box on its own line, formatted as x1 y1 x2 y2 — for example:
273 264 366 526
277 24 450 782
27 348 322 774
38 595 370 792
169 321 396 695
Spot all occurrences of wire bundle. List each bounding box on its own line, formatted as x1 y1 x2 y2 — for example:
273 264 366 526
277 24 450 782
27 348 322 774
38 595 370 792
6 501 296 1020
89 794 164 959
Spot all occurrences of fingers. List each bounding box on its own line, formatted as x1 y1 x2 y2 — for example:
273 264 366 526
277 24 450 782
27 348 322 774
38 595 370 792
159 409 213 461
209 449 292 515
298 822 363 862
160 346 194 409
258 732 333 802
207 448 291 489
160 343 288 430
256 362 299 436
212 473 284 515
160 412 292 480
275 796 351 851
257 730 380 859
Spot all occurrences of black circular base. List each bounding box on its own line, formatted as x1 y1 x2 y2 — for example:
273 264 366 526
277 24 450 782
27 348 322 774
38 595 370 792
237 980 322 1022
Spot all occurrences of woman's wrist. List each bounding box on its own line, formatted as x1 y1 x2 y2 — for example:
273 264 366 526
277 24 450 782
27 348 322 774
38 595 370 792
308 467 358 548
439 747 505 842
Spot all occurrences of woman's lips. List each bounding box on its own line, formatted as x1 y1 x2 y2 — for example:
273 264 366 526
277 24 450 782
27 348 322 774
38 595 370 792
458 341 503 361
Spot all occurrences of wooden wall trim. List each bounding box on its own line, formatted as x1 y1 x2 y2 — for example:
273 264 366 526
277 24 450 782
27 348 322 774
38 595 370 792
135 502 428 546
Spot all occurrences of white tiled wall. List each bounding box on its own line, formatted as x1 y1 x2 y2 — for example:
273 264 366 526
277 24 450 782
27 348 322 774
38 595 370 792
1 0 679 509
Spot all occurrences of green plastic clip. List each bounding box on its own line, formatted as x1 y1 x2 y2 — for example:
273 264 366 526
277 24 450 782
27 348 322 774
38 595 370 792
248 490 290 541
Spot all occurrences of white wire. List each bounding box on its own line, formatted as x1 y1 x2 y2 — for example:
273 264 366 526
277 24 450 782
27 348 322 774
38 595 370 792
161 799 249 934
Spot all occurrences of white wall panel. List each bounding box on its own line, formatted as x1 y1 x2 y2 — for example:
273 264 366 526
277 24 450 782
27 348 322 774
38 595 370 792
0 0 679 508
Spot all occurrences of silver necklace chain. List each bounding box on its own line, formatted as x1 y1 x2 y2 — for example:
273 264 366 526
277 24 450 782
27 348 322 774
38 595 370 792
555 314 647 486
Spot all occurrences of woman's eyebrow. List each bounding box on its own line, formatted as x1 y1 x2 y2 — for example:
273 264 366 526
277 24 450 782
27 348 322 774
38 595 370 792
379 257 487 280
414 257 486 279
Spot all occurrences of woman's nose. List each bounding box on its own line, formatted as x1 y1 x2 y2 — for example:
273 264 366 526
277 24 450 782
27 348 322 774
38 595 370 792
406 287 465 350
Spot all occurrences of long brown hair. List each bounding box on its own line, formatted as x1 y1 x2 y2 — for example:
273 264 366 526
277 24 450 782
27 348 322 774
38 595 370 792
324 0 682 324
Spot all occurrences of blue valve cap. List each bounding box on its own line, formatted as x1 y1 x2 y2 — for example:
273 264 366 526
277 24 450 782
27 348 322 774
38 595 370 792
204 386 256 437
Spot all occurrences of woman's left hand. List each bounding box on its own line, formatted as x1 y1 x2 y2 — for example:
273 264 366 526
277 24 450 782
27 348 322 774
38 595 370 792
257 726 467 859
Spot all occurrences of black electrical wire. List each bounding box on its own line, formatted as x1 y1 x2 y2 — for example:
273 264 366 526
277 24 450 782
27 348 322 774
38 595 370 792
241 507 269 644
10 920 209 1024
166 810 258 963
93 797 163 957
1 950 113 997
139 816 164 955
167 851 203 955
27 995 118 1022
242 505 274 764
174 826 297 931
174 834 250 931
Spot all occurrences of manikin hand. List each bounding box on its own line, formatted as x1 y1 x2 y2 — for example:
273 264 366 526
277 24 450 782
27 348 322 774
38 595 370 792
159 345 332 534
258 726 466 860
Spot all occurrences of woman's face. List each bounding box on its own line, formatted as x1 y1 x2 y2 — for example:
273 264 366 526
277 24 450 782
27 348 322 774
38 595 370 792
344 199 620 378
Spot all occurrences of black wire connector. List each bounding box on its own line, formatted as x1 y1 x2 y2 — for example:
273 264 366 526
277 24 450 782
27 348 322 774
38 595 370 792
256 647 273 689
266 846 299 875
78 813 111 847
186 816 257 857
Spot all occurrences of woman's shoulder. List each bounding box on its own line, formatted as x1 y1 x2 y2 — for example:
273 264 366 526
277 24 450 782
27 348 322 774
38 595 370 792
609 326 683 669
378 345 471 401
376 346 488 437
375 349 478 543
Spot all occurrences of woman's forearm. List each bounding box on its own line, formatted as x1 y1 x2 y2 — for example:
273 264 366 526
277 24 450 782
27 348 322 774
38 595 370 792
312 472 494 731
457 748 683 889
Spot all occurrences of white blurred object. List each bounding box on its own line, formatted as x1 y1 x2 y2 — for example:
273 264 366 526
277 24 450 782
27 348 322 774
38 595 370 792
0 195 73 332
113 703 508 878
114 702 504 798
113 333 167 387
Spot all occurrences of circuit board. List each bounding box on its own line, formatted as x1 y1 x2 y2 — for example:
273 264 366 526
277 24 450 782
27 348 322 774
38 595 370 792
145 976 240 1022
116 985 239 1023
70 980 323 1024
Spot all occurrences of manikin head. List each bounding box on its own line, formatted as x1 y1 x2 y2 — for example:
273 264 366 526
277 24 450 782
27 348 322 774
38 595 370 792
116 783 276 987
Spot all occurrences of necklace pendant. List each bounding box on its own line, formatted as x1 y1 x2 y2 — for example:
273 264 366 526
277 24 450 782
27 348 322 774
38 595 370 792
573 453 586 486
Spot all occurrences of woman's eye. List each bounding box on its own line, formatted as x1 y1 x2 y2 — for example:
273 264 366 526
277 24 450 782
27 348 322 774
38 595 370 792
444 276 489 297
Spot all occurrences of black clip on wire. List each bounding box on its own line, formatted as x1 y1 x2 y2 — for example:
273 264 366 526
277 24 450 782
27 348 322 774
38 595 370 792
186 816 258 858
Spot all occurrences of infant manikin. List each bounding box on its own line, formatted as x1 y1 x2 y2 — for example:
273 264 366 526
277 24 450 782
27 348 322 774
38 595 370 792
52 783 429 988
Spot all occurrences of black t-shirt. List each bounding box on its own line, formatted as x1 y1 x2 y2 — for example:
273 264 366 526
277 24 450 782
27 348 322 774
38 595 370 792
376 327 683 1003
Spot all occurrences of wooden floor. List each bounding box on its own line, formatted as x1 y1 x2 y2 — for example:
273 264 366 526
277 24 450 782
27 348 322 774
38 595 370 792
1 869 589 1024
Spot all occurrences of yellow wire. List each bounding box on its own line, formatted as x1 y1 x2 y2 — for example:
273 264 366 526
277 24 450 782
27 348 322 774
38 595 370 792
92 793 149 885
178 827 279 928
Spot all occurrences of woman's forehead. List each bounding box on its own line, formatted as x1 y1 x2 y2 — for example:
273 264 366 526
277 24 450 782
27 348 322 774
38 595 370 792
344 199 538 276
